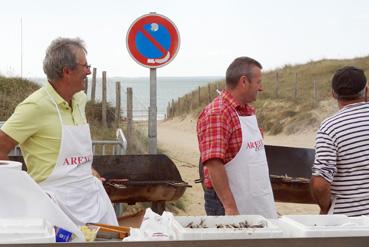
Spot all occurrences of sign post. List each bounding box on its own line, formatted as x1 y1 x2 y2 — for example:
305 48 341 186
127 13 180 154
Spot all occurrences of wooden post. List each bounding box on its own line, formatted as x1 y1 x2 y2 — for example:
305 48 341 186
313 79 318 104
191 91 195 110
198 86 201 107
91 68 97 103
166 102 171 119
127 87 133 153
102 71 107 128
186 94 190 112
275 72 279 98
171 99 175 117
207 84 211 103
115 81 121 128
294 73 298 99
178 98 181 115
84 78 88 95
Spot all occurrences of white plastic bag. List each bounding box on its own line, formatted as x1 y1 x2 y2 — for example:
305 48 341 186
123 208 176 241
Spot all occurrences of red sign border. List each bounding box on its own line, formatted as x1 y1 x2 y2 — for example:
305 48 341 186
126 13 180 68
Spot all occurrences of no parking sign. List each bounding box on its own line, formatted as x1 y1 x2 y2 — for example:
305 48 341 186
126 13 180 68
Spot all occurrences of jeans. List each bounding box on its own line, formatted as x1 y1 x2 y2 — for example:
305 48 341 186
204 188 225 216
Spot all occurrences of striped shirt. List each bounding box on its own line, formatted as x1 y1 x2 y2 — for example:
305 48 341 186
312 102 369 216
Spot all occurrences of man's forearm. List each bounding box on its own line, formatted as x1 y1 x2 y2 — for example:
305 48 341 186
205 159 239 215
310 176 332 214
0 153 9 160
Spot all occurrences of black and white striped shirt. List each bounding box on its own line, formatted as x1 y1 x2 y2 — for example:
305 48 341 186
312 102 369 216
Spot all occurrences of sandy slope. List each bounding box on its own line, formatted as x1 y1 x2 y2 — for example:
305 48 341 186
157 115 320 216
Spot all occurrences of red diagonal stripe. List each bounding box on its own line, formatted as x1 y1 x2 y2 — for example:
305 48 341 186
139 26 167 55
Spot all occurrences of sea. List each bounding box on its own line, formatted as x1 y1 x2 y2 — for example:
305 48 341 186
31 76 223 120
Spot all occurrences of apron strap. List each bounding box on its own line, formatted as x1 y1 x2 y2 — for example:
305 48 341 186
45 87 64 124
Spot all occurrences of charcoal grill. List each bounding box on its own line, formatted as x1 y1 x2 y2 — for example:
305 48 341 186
197 145 315 204
92 154 190 213
265 145 314 204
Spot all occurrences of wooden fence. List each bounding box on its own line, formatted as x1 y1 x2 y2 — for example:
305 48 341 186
87 67 135 152
166 73 328 119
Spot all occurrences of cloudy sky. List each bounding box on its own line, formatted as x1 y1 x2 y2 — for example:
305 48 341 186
1 0 369 78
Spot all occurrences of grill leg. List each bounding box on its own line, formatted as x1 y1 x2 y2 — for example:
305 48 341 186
151 201 166 215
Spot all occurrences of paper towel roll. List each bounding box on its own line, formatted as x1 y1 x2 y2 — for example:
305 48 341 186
0 160 22 170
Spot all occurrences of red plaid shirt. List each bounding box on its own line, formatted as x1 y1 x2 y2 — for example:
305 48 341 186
197 90 256 189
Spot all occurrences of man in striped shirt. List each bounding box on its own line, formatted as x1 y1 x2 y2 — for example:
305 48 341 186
311 66 369 216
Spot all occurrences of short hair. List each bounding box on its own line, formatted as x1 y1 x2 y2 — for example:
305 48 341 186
43 37 87 81
332 66 367 100
226 57 262 89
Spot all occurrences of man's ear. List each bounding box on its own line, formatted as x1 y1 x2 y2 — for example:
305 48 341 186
240 75 249 88
364 86 368 102
62 66 71 78
331 89 337 99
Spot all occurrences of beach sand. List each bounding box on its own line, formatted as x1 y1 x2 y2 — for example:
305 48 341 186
157 115 320 216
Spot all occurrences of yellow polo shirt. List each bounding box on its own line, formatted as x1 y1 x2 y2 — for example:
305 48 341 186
1 83 87 183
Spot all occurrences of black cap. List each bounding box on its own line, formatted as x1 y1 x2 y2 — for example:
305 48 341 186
332 66 367 98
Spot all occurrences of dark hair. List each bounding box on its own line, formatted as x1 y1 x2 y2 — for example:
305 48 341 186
43 37 87 82
226 57 262 89
332 66 367 100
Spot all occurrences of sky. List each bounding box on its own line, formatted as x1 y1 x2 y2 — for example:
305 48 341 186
1 0 369 78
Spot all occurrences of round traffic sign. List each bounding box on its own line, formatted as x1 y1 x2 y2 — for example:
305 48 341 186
126 13 180 68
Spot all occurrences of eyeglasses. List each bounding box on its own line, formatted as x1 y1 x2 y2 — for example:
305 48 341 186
76 63 91 69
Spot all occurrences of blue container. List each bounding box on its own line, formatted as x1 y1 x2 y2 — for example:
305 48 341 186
55 227 73 242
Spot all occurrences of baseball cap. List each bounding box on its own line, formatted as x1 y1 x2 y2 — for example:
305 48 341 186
332 66 367 98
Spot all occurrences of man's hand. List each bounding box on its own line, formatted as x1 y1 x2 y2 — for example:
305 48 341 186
225 206 239 215
92 168 105 182
310 175 332 214
205 158 239 215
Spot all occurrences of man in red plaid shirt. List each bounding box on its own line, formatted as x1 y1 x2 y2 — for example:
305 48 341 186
197 57 277 218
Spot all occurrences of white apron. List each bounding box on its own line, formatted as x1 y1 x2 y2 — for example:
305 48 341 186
225 114 277 219
39 89 118 226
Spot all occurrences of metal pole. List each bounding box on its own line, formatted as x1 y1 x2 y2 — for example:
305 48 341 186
20 18 23 78
115 81 121 128
127 87 133 153
148 68 157 154
102 71 107 128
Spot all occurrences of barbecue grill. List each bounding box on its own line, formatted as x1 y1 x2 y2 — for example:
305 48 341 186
197 145 315 204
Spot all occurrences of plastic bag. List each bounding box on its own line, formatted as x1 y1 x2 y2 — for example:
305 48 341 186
80 225 100 241
123 208 176 241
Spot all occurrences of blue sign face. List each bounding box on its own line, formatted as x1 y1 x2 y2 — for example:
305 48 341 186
127 13 180 68
135 23 171 59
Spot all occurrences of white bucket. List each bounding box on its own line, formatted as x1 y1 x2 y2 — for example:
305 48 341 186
0 218 55 243
0 160 22 171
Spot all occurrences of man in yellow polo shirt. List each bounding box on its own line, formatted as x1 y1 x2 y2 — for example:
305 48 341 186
0 37 118 226
1 83 87 183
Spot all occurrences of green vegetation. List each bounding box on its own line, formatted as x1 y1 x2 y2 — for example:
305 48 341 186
167 56 369 134
0 77 39 120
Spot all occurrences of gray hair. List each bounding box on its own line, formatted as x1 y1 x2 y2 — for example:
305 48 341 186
226 57 262 89
43 37 87 81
